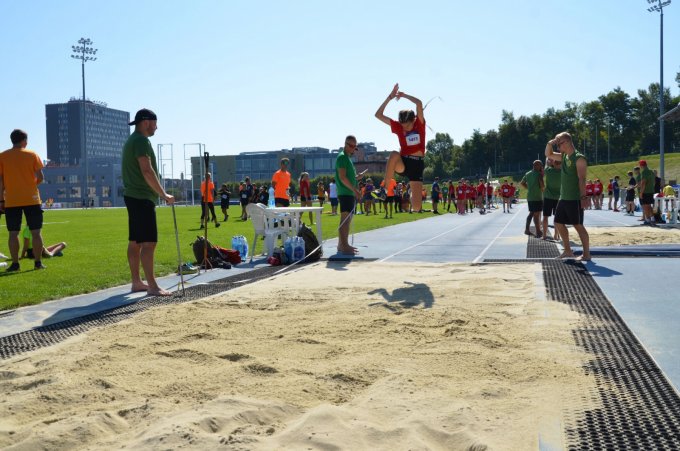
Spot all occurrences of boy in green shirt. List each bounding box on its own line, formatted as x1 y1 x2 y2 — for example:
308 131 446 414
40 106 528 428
520 160 545 237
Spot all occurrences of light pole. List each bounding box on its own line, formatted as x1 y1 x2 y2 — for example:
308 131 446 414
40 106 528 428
157 143 173 201
184 143 204 206
71 38 97 204
647 0 671 182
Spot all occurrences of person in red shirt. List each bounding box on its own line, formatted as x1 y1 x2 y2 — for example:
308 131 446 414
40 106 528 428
447 180 456 212
299 172 314 225
456 180 467 215
486 182 494 209
476 179 486 210
501 180 511 213
585 180 594 210
465 183 474 213
375 83 427 214
593 179 604 210
509 183 516 209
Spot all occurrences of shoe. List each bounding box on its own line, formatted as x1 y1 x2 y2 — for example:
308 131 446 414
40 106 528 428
54 250 64 257
34 261 46 270
215 222 221 228
0 252 7 260
6 262 20 272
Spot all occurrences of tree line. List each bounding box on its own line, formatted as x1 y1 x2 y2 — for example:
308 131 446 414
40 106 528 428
425 75 680 180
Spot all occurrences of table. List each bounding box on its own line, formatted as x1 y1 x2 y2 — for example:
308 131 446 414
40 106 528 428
654 195 678 224
268 206 324 241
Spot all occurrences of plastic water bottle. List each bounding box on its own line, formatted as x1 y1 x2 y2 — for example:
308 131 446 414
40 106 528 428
293 237 305 262
284 237 293 262
268 187 275 208
241 236 249 261
231 235 239 253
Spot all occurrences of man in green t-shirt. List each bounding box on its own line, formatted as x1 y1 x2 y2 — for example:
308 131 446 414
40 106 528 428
520 160 545 237
637 160 656 225
544 132 591 261
122 108 175 296
541 158 562 241
335 135 363 255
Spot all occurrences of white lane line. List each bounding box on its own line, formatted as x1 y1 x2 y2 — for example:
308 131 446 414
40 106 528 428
472 204 525 264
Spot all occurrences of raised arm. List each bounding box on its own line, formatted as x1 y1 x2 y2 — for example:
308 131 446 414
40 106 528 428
545 139 563 161
397 91 424 122
375 83 399 126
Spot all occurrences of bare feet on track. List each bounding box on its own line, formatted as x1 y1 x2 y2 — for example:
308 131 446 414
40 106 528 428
147 287 173 296
576 255 591 262
556 251 576 259
336 246 359 255
131 283 149 293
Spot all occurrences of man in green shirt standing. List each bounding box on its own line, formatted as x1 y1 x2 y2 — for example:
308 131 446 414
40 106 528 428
637 160 656 225
541 158 562 241
122 108 175 296
545 132 591 261
335 135 363 255
520 160 545 237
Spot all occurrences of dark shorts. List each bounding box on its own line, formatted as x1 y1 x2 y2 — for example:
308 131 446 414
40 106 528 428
300 196 310 202
330 197 338 207
240 198 249 206
614 190 620 201
528 200 543 213
275 198 290 207
625 190 635 202
338 195 356 213
554 200 584 226
363 194 373 202
542 198 559 217
124 196 158 243
4 204 43 232
386 196 395 203
641 193 654 205
220 200 229 209
397 155 425 182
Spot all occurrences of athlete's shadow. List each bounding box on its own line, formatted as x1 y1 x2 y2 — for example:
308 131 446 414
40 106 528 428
368 281 434 309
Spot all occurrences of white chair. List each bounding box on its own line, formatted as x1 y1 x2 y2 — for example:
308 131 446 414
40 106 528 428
245 203 293 261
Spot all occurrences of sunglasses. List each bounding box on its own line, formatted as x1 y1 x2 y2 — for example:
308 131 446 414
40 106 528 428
345 143 357 149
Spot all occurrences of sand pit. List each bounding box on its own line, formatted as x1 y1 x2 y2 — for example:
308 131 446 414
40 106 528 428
0 262 596 450
568 225 680 247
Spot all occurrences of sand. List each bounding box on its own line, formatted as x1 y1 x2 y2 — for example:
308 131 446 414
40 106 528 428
567 225 680 247
0 262 596 450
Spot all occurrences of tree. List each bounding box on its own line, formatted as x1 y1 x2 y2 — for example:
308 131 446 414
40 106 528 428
425 133 456 179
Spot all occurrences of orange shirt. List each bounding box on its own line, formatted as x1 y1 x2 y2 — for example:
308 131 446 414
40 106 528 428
272 169 291 199
386 179 397 196
0 148 43 207
200 180 215 202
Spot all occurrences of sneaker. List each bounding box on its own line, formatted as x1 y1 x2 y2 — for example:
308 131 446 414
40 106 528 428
6 262 20 272
215 222 221 228
54 250 64 257
34 261 46 270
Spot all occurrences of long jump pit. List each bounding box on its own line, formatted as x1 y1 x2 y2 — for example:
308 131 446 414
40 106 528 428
1 251 679 449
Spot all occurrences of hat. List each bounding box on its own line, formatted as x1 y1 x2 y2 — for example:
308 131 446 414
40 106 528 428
128 108 157 126
639 160 647 166
533 159 543 166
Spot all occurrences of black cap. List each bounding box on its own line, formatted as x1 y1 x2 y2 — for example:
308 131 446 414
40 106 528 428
128 108 157 126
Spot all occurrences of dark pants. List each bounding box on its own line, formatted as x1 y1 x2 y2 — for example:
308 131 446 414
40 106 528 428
201 202 217 221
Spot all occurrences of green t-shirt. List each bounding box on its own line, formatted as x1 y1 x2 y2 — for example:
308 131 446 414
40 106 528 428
122 131 159 202
521 170 543 202
22 226 32 248
335 151 357 196
543 166 561 200
560 151 586 201
640 167 655 194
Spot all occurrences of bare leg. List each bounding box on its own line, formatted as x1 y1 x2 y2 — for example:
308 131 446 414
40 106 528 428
542 216 549 240
140 242 171 296
572 224 591 261
8 231 20 264
410 181 424 212
533 213 542 237
30 229 44 266
337 211 357 254
384 151 405 190
128 241 149 292
555 223 575 259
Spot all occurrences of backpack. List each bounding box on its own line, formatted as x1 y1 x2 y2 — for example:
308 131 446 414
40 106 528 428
297 223 322 263
191 235 232 269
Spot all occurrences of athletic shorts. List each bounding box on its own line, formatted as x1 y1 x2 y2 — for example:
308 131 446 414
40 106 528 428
554 200 584 226
614 191 620 201
640 193 654 205
542 198 559 217
330 197 338 207
338 195 356 213
397 155 424 182
240 199 249 206
487 195 493 203
300 196 310 202
220 201 229 209
4 204 43 232
386 196 395 203
274 198 290 207
124 196 158 243
363 194 374 202
527 200 543 213
625 190 635 202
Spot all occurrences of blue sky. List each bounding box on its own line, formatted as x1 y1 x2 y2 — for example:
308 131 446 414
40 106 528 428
1 0 678 178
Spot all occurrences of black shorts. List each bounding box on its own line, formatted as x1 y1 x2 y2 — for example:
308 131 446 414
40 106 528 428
240 198 249 206
330 197 338 207
528 200 543 213
124 196 158 243
220 201 229 209
300 196 310 202
338 195 356 213
386 196 395 203
625 190 635 202
397 155 425 182
274 198 290 207
542 198 559 217
640 193 654 205
4 204 43 232
554 200 584 226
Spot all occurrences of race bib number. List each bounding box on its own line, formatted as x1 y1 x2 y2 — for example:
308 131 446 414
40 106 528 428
405 132 421 146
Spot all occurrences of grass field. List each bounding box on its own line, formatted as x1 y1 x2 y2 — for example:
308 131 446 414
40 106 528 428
0 200 435 310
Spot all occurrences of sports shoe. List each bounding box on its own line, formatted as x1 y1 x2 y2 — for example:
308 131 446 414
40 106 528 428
215 222 221 228
34 261 47 270
6 262 20 272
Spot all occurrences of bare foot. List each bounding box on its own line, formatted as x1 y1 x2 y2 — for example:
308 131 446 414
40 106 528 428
576 255 591 262
147 287 173 296
556 251 575 259
337 247 358 255
131 282 149 292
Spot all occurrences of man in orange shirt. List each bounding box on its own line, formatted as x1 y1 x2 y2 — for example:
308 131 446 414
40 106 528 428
200 172 220 228
271 158 291 207
0 129 46 271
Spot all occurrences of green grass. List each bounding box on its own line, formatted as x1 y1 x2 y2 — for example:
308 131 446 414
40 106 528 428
0 200 435 310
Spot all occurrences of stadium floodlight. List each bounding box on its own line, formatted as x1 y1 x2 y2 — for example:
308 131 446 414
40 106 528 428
646 0 671 181
71 38 98 204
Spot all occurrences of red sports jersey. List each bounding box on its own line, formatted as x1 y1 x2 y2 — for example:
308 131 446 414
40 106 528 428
486 184 493 195
390 117 426 156
501 183 511 197
586 184 593 195
594 182 603 195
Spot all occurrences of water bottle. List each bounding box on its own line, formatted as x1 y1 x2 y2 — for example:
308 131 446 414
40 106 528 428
293 237 305 262
241 236 249 261
231 235 239 253
284 237 293 262
268 187 275 208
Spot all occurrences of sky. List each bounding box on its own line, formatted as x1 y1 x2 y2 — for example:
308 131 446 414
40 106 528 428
1 0 679 179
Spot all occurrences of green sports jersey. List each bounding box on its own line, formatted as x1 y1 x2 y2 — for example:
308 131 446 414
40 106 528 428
543 166 561 200
122 131 159 203
335 150 357 196
521 169 543 201
560 151 586 201
640 167 655 194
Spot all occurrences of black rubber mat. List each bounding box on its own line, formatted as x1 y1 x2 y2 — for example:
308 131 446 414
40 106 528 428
0 266 283 361
526 233 560 258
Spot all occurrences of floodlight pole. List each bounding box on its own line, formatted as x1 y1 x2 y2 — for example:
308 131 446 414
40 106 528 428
647 0 671 182
184 143 204 206
157 143 173 202
71 38 97 205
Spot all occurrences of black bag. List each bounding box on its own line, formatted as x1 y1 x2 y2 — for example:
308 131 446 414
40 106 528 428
297 223 322 263
191 236 226 267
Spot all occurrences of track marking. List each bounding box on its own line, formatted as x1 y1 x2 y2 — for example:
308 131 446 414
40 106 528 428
472 204 524 263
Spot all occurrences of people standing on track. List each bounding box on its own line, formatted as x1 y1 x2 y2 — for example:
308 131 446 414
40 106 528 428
542 158 561 241
456 180 467 215
239 177 253 220
486 181 494 209
272 158 291 207
501 180 511 213
545 132 591 261
611 176 620 212
384 177 397 218
200 172 220 228
638 160 656 225
624 171 636 215
299 172 314 225
447 180 456 212
520 160 545 237
122 109 175 295
431 177 441 214
335 135 363 255
0 129 46 272
218 183 231 221
375 83 427 214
